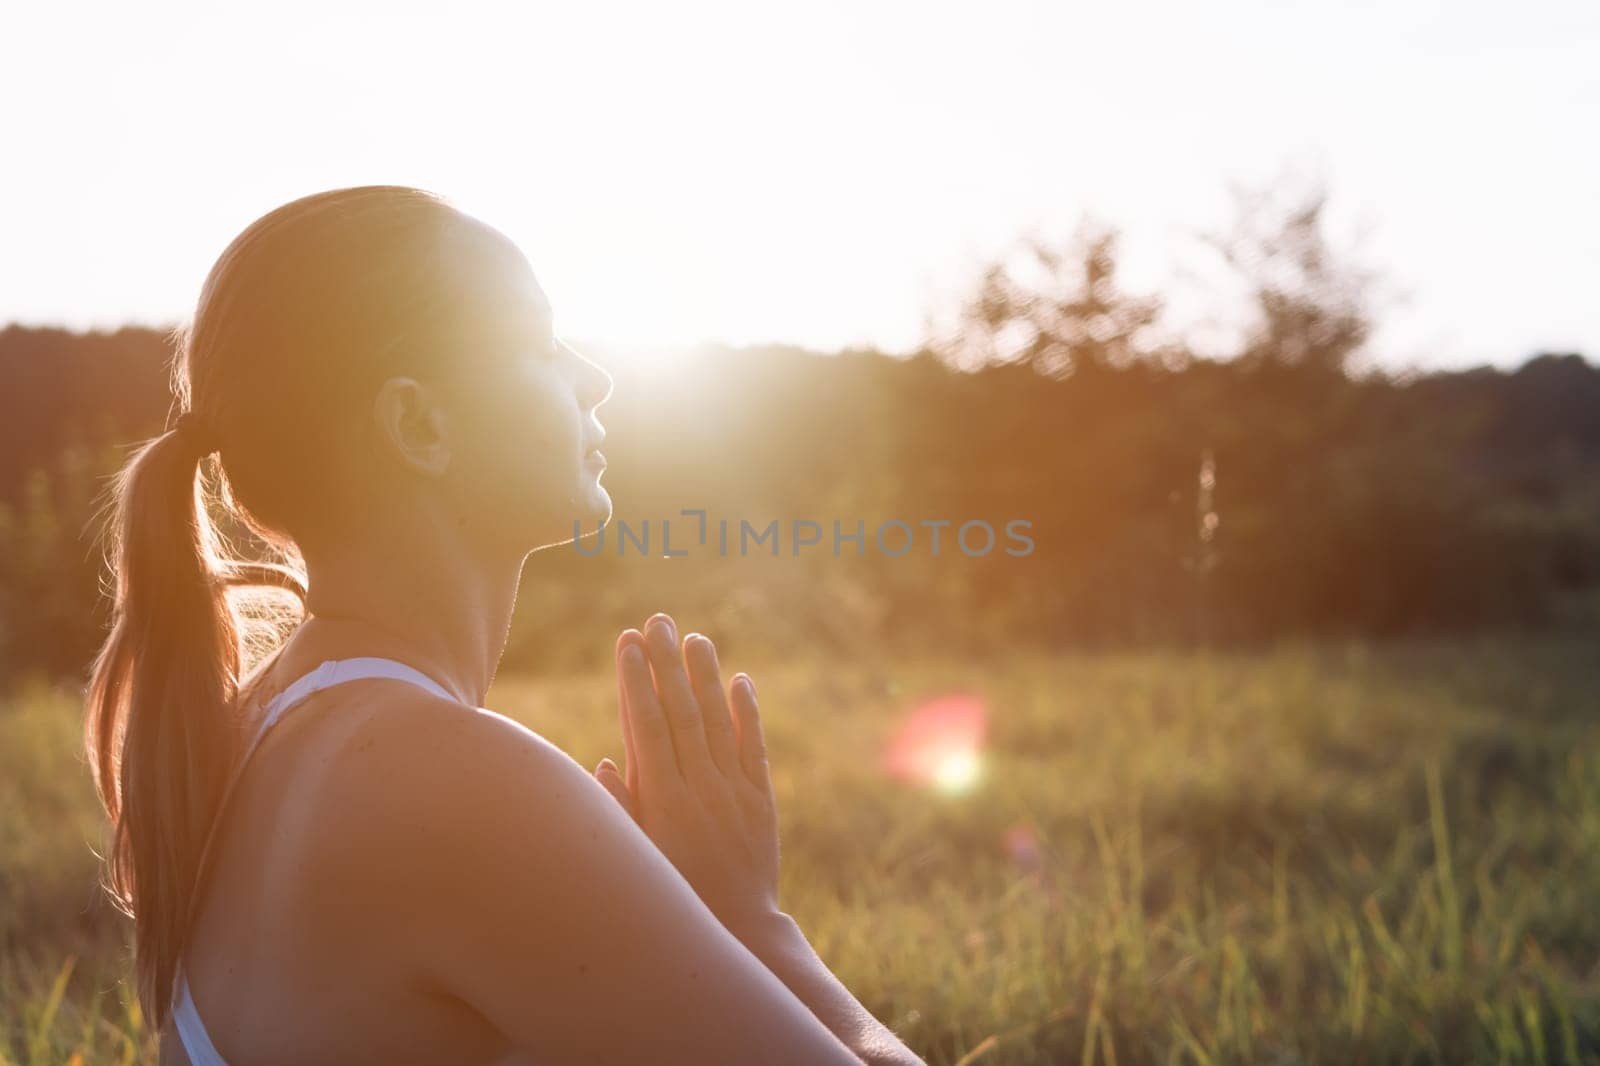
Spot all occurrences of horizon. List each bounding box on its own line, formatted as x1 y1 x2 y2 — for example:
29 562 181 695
5 1 1597 372
0 319 1591 379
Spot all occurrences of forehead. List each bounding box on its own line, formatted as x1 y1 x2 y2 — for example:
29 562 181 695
436 214 553 342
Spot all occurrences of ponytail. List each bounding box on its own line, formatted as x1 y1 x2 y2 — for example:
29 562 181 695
84 417 248 1026
82 185 462 1026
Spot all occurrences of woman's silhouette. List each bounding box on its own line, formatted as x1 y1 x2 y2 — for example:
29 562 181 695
84 186 922 1065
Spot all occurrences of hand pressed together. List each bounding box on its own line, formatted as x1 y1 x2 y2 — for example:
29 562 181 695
593 613 782 936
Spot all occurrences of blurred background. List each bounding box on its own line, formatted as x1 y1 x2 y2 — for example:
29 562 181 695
3 2 1598 1063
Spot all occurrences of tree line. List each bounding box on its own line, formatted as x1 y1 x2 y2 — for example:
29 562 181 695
2 322 1595 682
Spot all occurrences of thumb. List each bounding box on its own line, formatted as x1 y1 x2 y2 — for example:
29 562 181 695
595 757 635 819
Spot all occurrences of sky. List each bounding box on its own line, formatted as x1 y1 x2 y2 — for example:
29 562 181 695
3 0 1596 371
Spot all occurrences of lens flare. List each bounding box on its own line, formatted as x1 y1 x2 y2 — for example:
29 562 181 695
884 693 988 795
1002 823 1041 870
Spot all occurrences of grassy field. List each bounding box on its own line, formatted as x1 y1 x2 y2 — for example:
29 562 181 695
3 636 1598 1064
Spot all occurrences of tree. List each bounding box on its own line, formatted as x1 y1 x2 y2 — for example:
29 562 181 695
930 221 1164 378
1205 181 1377 375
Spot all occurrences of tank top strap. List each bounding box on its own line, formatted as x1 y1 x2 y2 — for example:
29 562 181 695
247 656 456 753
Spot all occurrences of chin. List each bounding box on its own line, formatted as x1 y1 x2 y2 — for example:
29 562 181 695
559 484 612 542
584 472 612 518
524 476 612 552
586 490 613 528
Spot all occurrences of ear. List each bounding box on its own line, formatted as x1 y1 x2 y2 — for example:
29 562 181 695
372 376 453 477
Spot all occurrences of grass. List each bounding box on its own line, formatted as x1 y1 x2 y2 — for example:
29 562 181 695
3 636 1599 1064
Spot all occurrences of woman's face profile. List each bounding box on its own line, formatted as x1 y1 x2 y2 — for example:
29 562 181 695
434 216 614 554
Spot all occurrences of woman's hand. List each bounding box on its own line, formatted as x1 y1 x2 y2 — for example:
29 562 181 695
594 613 781 936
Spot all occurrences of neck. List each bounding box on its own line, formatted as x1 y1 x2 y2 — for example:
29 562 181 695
293 508 524 706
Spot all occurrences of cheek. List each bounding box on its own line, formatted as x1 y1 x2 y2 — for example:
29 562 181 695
513 405 581 476
510 369 582 454
494 387 583 493
458 365 587 517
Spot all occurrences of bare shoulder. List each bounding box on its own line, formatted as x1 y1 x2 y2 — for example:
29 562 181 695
336 684 572 774
300 686 607 981
303 683 633 934
310 683 589 847
304 684 860 1063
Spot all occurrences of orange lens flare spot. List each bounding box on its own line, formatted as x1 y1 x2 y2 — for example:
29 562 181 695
884 693 988 794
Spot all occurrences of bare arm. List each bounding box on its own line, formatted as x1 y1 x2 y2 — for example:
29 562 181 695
355 700 867 1064
594 617 924 1066
734 910 924 1066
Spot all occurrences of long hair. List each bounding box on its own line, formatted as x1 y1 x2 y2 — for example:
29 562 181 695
83 185 498 1026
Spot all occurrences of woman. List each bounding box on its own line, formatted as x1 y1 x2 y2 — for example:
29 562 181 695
85 186 923 1065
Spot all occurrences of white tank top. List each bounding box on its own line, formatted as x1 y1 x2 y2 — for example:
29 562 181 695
170 656 458 1065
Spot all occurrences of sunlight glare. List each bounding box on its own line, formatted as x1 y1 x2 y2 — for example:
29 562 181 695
884 693 988 796
932 748 983 794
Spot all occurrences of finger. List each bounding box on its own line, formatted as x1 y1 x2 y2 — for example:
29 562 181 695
642 614 715 778
618 636 677 790
615 629 646 796
684 634 740 778
730 673 771 795
594 758 635 820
